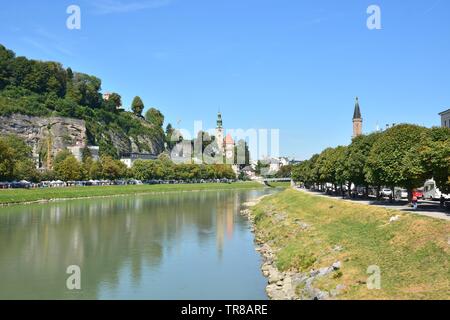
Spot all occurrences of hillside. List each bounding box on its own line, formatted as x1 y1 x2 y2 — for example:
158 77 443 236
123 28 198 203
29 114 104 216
0 44 165 160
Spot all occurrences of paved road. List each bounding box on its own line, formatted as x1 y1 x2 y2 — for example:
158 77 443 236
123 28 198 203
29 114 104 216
295 188 450 221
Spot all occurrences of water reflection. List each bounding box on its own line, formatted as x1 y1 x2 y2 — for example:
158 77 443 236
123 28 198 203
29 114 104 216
0 189 272 300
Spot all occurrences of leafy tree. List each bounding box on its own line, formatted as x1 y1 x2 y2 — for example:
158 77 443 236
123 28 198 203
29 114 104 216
366 124 429 200
165 123 175 150
54 155 82 181
344 132 382 195
0 138 15 181
101 156 127 180
145 107 164 127
54 149 73 166
90 161 103 180
0 135 37 181
107 92 122 110
132 96 144 117
0 45 15 90
255 160 270 176
275 165 293 178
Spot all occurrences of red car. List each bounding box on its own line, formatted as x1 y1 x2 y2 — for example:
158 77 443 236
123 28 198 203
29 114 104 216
413 190 423 200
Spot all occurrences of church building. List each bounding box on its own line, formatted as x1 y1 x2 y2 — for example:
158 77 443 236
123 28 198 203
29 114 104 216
215 112 235 162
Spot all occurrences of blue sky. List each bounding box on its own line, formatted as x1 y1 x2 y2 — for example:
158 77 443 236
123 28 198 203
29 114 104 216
0 0 449 159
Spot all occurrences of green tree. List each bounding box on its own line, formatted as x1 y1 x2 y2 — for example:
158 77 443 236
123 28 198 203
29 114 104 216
344 132 382 196
0 135 37 181
131 96 144 117
366 124 429 200
54 149 73 166
90 161 103 180
54 155 82 181
275 165 293 178
145 107 164 127
101 156 127 180
108 92 122 110
0 138 15 181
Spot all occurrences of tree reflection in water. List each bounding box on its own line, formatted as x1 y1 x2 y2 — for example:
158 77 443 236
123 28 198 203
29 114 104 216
0 189 271 300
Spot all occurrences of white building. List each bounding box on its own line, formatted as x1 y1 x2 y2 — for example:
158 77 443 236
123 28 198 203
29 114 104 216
440 109 450 128
120 153 158 168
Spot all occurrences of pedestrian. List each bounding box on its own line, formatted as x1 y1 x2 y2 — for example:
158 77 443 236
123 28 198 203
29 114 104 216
412 193 418 210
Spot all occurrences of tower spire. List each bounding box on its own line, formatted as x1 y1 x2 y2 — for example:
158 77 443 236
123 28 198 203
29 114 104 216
352 97 363 138
353 97 362 120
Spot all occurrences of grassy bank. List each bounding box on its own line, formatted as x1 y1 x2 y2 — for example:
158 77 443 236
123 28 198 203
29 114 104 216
267 181 291 188
0 182 264 205
252 189 450 300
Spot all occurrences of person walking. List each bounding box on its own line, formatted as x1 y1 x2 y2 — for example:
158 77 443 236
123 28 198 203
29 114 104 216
412 193 418 210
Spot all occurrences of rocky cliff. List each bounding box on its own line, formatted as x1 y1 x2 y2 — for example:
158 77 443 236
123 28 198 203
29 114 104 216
0 114 86 159
0 114 165 166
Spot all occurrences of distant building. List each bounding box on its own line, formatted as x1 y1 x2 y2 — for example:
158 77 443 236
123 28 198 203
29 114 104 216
67 145 100 162
224 133 235 161
120 152 158 168
352 97 363 138
103 92 112 101
289 159 302 166
215 112 235 162
440 109 450 128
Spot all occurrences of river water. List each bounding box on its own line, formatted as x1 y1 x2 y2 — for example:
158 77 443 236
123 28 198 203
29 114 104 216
0 188 275 300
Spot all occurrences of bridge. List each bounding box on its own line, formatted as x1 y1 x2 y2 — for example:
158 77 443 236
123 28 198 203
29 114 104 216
256 177 294 186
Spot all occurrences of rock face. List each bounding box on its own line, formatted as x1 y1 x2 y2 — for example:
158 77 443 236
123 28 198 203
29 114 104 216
0 114 165 167
0 114 86 164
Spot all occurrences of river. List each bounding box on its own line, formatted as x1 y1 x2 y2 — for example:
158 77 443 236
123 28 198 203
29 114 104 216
0 188 276 300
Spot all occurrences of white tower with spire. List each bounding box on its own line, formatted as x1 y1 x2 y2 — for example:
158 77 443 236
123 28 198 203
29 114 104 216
216 112 224 152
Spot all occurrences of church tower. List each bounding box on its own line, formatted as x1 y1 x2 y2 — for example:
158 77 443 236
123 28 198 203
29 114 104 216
216 112 224 152
352 97 363 138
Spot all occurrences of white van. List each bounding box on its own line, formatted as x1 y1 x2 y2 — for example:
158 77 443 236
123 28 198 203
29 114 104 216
423 179 449 200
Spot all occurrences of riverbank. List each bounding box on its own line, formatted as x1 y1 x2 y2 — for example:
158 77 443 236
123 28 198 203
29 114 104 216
0 182 264 206
245 188 450 300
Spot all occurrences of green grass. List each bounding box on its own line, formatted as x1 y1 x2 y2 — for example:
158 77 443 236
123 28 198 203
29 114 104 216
252 189 450 300
267 181 291 188
0 182 264 205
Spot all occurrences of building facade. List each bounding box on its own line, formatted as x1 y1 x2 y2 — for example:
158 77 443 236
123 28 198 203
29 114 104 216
440 109 450 128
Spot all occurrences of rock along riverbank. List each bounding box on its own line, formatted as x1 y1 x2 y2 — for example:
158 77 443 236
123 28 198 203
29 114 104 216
241 195 344 300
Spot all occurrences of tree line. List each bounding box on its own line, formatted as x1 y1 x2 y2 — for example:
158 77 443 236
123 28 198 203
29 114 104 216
292 124 450 200
0 135 236 182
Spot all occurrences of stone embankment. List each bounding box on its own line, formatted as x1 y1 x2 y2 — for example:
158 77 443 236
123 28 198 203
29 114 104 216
241 197 345 300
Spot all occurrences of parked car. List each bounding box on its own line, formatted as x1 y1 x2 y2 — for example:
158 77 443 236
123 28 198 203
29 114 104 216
395 188 408 200
380 188 393 197
413 189 423 200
